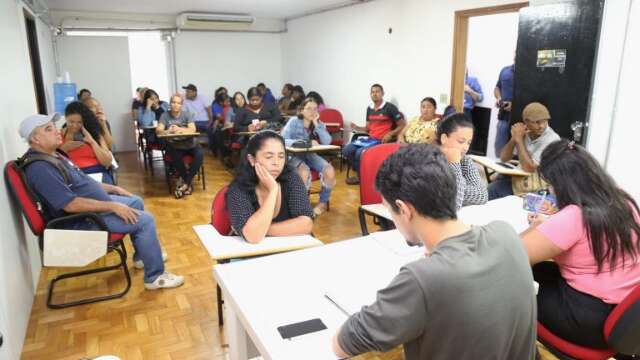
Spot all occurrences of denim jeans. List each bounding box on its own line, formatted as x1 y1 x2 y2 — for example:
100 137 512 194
99 194 164 283
488 175 514 200
289 153 333 203
494 113 511 156
342 142 374 176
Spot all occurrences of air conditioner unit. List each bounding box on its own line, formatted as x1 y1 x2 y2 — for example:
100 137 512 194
176 12 255 30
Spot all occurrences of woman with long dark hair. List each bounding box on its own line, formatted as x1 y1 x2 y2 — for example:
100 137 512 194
226 130 313 243
522 139 640 350
436 113 487 209
61 101 114 183
138 89 168 127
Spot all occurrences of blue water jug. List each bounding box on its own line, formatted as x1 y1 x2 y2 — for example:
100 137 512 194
54 82 77 113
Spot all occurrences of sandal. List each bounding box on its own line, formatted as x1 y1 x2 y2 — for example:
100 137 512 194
174 184 188 199
183 185 193 196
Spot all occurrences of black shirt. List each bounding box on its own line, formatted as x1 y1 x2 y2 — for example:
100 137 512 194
234 102 281 132
225 169 313 239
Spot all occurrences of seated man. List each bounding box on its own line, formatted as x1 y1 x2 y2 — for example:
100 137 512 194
333 144 536 359
488 102 560 200
344 83 405 185
18 113 184 290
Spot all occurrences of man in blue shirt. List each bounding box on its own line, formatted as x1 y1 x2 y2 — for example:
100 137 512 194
182 83 211 133
494 62 515 155
18 113 184 290
463 70 483 120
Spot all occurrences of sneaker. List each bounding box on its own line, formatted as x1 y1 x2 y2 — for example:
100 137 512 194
345 176 360 185
313 203 328 217
134 250 168 269
144 272 184 290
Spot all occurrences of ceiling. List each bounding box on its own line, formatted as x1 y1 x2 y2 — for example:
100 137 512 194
43 0 362 19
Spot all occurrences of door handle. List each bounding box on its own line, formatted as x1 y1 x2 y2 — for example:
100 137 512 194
571 121 584 143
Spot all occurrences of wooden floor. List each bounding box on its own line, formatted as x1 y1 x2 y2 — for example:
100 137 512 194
20 150 557 360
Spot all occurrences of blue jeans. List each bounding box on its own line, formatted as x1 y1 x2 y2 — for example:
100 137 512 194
289 153 334 203
494 115 511 156
342 142 375 176
99 194 164 283
488 175 514 200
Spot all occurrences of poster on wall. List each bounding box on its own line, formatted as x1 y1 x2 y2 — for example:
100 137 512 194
536 49 567 73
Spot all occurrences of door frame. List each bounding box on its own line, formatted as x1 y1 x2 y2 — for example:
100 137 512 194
450 2 529 111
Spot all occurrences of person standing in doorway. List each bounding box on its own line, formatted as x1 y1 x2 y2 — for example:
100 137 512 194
464 69 483 120
494 60 515 156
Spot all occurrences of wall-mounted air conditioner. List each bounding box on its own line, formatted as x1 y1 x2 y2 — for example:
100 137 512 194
176 12 255 30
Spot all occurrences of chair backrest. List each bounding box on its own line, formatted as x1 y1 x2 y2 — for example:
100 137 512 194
319 108 344 134
604 284 640 355
4 161 46 236
210 185 231 235
359 143 401 205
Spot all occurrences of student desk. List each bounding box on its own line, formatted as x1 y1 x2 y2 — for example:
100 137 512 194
468 154 530 182
157 132 200 139
193 224 323 326
285 144 341 153
214 196 531 360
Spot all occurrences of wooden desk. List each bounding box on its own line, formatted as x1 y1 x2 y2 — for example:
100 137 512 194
468 154 530 180
157 132 200 139
286 144 341 153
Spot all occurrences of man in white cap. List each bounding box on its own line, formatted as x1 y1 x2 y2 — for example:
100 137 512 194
18 113 184 290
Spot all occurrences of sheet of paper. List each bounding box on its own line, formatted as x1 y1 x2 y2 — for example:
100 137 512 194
370 229 425 256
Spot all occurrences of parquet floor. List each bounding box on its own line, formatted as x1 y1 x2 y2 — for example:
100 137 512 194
20 150 556 360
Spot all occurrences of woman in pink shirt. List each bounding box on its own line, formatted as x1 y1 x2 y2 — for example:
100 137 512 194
522 139 640 351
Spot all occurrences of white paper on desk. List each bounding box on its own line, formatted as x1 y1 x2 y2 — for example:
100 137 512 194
371 229 425 256
458 196 529 233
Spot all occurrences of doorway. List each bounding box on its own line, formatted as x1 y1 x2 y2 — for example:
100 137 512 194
23 9 47 115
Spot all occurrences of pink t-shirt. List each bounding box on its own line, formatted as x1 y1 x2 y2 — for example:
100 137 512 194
538 204 640 304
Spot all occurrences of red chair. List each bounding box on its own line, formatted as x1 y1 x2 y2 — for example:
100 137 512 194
4 161 131 309
163 151 206 194
537 284 640 359
357 143 400 235
209 185 232 326
319 108 345 170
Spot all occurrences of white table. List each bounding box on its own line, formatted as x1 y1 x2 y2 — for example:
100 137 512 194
214 197 531 360
286 144 341 153
468 154 530 182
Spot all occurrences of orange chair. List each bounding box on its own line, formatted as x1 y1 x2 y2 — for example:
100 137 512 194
357 143 400 235
537 284 640 360
4 160 131 309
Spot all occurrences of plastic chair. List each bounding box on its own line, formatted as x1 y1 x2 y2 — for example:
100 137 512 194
537 284 640 360
319 108 345 170
357 143 400 235
4 160 131 309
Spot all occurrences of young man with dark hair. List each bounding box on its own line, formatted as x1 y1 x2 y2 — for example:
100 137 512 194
343 84 406 185
333 144 536 360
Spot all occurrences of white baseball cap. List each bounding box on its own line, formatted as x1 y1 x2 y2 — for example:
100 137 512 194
19 113 61 140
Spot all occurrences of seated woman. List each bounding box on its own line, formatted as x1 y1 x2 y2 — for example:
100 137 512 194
281 97 336 216
82 96 114 150
282 85 305 116
138 89 168 127
398 97 439 144
226 130 314 243
228 91 246 125
436 113 488 209
234 87 281 134
306 91 326 112
208 87 228 155
522 139 640 350
61 101 114 184
156 95 203 199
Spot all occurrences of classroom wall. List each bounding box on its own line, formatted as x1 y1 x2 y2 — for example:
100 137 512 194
57 35 137 152
174 31 283 103
467 12 519 158
0 0 43 358
281 0 520 126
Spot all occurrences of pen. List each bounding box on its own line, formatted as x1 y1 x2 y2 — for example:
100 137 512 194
324 294 350 317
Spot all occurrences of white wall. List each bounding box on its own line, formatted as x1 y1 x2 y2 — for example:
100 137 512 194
174 31 283 103
282 0 519 126
58 35 136 152
0 0 43 358
128 32 171 101
467 12 519 157
605 0 639 201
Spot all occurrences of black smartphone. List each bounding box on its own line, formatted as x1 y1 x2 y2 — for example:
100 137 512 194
496 162 515 169
277 318 327 339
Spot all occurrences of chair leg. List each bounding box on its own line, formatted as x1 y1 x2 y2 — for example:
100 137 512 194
47 241 132 309
165 162 172 195
201 166 206 190
217 284 224 326
358 207 369 236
